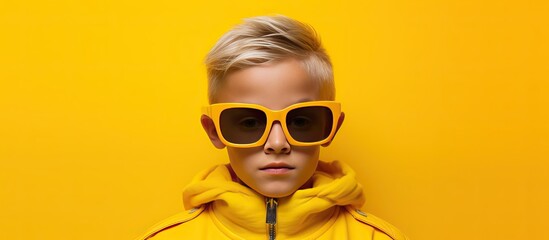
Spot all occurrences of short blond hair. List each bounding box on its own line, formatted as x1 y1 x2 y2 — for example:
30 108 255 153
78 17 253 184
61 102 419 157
205 15 335 103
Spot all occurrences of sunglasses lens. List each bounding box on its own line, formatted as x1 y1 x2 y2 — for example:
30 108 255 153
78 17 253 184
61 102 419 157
286 106 333 143
220 108 267 144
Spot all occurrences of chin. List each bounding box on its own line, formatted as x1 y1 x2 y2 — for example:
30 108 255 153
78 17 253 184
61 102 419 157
255 186 298 198
261 191 292 198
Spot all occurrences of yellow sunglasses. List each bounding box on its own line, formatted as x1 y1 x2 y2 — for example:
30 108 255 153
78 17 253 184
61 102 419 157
202 101 341 148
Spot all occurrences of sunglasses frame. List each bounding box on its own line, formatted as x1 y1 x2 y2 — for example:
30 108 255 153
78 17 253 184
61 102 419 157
202 101 341 148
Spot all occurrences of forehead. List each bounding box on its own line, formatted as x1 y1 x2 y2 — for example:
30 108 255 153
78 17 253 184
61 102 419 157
216 58 320 109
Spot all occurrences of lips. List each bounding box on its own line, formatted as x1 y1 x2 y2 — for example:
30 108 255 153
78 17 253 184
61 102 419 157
259 162 295 170
259 162 295 174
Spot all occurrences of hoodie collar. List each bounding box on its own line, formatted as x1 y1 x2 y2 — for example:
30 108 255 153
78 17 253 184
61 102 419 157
182 160 365 238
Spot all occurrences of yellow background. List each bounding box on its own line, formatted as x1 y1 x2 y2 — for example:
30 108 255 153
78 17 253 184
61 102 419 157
1 1 548 239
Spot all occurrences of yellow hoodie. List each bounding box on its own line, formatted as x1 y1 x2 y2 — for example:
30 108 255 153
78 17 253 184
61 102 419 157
137 161 408 240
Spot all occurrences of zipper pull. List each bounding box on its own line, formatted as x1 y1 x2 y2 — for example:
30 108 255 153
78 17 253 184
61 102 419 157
265 197 278 240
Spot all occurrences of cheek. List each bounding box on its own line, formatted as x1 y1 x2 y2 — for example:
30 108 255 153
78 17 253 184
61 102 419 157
293 146 320 159
292 146 321 171
226 147 262 169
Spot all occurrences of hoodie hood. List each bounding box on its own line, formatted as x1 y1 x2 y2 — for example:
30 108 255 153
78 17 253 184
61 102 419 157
182 160 365 238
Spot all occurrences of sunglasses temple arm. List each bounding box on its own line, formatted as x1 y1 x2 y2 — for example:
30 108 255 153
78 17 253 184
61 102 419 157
201 106 211 116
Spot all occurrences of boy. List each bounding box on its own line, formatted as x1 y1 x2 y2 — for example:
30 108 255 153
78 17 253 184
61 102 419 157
138 15 407 240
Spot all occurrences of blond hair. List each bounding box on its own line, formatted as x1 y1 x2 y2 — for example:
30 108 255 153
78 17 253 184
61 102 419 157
205 15 335 103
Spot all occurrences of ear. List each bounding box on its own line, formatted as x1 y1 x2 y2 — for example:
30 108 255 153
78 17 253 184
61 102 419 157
321 112 345 147
201 114 226 149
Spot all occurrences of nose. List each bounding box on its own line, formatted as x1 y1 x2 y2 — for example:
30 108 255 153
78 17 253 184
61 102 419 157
264 122 291 154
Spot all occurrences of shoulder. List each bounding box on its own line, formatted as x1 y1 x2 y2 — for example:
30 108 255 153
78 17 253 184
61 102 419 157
342 205 409 240
135 205 207 240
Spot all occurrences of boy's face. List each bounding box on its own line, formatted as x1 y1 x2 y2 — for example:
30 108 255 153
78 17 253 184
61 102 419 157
207 58 324 198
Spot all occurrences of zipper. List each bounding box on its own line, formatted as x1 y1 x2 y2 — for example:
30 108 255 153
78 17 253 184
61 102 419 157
265 197 278 240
